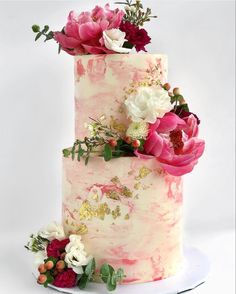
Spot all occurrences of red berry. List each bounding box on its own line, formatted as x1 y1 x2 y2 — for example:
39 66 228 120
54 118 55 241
132 140 141 148
163 83 171 91
173 87 180 95
38 264 47 274
56 260 66 271
45 260 54 270
108 139 117 147
125 136 132 144
37 274 47 284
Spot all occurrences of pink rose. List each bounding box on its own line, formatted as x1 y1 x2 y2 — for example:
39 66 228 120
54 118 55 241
54 4 125 55
136 112 205 176
53 269 77 288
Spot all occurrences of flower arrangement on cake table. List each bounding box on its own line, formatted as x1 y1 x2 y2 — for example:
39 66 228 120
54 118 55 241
26 0 205 292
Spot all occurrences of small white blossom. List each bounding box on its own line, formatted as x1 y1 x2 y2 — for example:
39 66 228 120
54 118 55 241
126 122 149 139
125 86 172 123
65 235 92 274
38 221 65 241
103 29 131 54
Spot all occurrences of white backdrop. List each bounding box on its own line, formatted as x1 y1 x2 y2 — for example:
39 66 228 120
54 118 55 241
0 1 235 294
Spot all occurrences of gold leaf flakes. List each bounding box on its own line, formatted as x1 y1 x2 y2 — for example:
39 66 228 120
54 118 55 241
111 176 120 185
110 116 126 133
96 203 111 220
134 182 141 190
136 166 152 180
79 200 95 221
121 186 133 198
105 191 121 201
112 206 121 219
91 193 99 202
124 214 130 220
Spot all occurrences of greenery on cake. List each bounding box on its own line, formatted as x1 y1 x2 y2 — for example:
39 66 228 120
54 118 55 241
25 222 125 291
63 80 204 176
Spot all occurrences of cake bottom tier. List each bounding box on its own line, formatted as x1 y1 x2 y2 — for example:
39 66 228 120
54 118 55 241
62 156 183 284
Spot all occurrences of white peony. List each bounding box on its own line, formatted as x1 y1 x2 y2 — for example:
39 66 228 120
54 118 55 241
65 235 92 274
126 122 149 139
103 29 131 54
124 86 173 123
38 221 65 241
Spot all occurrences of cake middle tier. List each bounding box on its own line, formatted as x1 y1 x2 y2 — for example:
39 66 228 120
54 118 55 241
74 54 168 139
62 156 183 284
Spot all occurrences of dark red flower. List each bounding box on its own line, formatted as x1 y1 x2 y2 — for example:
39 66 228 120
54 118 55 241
53 268 77 288
174 106 201 125
47 239 70 258
120 21 151 52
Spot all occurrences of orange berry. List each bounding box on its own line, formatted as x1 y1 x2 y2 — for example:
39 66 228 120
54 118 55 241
37 274 47 284
163 83 171 91
38 264 47 274
45 260 54 270
132 140 141 148
125 136 132 144
56 260 66 271
173 87 180 96
108 139 117 147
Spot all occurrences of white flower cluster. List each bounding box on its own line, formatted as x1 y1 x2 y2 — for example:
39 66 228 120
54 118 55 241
125 86 172 124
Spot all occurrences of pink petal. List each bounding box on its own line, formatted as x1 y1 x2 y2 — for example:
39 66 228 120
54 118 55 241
82 44 114 54
157 112 186 133
134 150 154 159
54 32 81 49
79 22 102 41
144 132 163 156
160 161 197 176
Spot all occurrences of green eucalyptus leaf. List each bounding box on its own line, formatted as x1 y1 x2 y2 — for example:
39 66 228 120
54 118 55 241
116 268 125 282
63 148 71 158
85 258 96 277
106 275 117 291
35 32 42 41
32 24 40 33
100 264 111 283
103 144 112 162
78 274 89 290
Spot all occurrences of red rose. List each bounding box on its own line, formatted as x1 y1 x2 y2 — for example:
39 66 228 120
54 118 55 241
53 269 77 288
47 239 70 258
120 21 151 52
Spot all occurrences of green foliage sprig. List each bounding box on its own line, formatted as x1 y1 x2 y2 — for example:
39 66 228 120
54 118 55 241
63 118 144 165
25 234 49 253
32 24 54 42
115 0 157 26
100 264 126 291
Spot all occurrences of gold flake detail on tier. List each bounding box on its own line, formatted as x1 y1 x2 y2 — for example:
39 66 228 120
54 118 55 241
96 203 111 220
112 206 121 219
135 167 152 180
105 191 121 201
110 116 126 133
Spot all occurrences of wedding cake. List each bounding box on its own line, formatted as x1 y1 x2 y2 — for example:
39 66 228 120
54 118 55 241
26 1 205 291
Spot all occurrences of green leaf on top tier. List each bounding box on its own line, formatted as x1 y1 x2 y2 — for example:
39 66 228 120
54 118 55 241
103 144 112 162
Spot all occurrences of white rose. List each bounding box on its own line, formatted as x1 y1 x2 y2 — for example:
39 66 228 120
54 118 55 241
65 235 92 274
38 221 65 241
124 86 172 123
103 29 131 54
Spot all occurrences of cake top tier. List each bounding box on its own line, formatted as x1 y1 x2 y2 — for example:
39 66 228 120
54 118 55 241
74 53 168 139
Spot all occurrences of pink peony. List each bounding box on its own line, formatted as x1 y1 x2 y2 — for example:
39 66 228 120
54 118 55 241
47 239 70 258
54 4 125 55
136 112 205 176
120 21 151 52
53 269 77 288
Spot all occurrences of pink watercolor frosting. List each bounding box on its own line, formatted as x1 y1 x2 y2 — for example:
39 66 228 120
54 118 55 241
62 157 183 284
74 54 168 139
